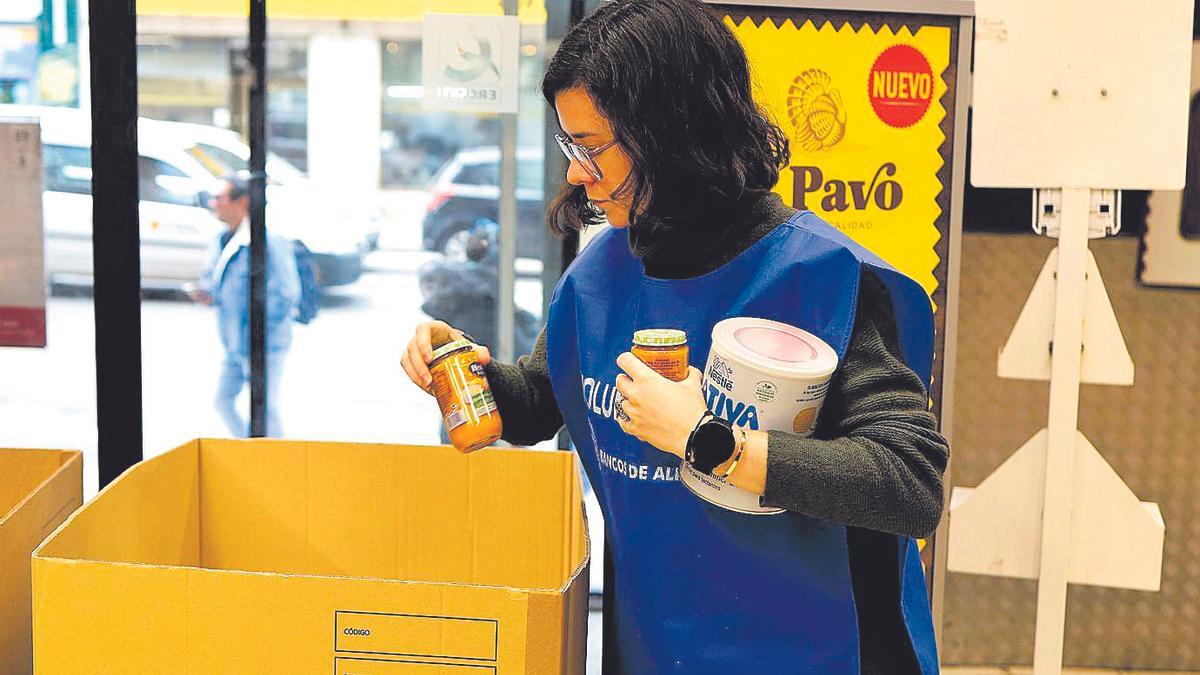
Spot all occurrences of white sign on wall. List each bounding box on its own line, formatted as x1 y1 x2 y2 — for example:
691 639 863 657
0 120 46 348
422 13 520 114
970 0 1193 189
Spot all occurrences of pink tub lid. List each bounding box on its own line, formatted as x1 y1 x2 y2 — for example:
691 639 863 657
711 317 838 378
733 325 819 362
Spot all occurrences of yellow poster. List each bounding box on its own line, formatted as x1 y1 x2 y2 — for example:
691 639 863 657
727 17 951 301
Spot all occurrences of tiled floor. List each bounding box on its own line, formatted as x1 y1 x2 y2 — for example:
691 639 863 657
586 607 602 675
940 662 1195 667
583 608 1196 674
583 631 1199 675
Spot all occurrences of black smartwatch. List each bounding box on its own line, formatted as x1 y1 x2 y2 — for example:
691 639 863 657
685 412 736 475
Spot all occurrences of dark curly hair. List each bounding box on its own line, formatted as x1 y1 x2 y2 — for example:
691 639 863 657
542 0 790 257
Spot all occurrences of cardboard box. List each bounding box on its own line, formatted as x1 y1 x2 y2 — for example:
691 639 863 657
33 439 589 674
1 448 82 673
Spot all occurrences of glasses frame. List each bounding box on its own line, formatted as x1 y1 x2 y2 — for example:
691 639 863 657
554 133 618 181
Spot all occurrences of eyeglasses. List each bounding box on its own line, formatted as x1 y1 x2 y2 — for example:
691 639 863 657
554 133 617 181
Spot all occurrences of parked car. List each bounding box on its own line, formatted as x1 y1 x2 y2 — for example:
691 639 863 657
174 121 382 251
0 104 365 290
421 147 547 259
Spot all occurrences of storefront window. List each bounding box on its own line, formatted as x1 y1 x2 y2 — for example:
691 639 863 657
2 0 562 497
117 6 552 452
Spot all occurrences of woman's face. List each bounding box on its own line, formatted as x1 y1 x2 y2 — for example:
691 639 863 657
554 87 635 228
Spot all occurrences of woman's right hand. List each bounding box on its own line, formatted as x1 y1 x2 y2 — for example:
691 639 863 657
401 321 492 393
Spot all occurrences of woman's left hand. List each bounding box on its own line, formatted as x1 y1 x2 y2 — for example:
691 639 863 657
614 352 709 459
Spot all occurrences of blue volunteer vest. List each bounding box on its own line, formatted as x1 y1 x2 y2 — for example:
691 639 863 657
545 211 939 673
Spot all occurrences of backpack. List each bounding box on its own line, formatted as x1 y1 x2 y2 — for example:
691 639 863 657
292 240 321 324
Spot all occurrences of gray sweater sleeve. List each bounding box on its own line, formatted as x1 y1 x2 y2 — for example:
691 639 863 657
481 328 565 446
762 272 949 538
480 272 948 539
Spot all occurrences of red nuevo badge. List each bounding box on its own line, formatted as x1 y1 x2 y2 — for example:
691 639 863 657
868 44 934 129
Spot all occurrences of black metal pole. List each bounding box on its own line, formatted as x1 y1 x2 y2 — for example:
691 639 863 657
248 0 268 437
89 0 143 486
545 0 589 452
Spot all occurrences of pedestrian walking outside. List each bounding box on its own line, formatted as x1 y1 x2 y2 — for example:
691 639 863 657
191 173 300 438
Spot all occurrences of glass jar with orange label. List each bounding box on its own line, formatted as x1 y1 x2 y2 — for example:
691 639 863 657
631 329 689 381
427 339 503 452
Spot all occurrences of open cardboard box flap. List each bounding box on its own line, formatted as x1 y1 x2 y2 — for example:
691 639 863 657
34 439 589 674
1 448 82 674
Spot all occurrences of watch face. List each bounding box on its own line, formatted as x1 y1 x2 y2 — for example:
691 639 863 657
692 419 736 472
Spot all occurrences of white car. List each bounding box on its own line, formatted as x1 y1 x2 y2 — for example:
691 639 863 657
0 104 366 290
169 121 382 252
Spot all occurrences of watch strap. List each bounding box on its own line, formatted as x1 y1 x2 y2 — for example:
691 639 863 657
715 425 747 480
685 411 715 466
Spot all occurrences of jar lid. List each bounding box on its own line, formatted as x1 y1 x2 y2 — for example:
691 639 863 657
633 329 688 347
429 339 475 364
711 317 837 378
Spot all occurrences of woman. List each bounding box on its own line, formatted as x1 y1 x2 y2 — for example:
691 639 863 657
402 1 949 672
